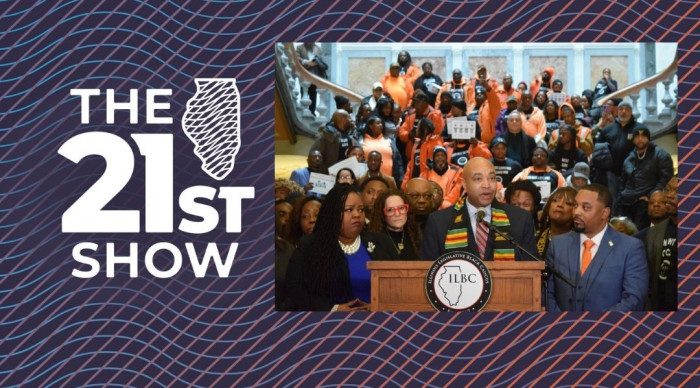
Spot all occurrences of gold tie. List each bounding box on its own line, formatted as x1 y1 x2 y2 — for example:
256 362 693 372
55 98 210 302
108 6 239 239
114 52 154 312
581 239 595 275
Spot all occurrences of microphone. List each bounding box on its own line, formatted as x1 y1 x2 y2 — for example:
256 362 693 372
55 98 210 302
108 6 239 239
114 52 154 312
476 208 487 223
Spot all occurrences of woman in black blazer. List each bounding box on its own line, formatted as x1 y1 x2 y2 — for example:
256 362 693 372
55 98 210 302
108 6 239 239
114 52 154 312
367 189 421 261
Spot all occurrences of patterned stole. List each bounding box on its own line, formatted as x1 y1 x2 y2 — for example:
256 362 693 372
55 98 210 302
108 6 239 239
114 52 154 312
444 195 469 250
536 227 550 259
443 195 516 260
491 208 515 261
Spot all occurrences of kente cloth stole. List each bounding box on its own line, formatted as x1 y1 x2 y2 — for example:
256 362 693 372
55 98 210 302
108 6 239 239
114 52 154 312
444 195 515 260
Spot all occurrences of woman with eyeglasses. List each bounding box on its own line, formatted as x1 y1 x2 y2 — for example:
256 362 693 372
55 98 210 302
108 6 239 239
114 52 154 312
368 190 421 261
335 167 357 187
284 184 399 311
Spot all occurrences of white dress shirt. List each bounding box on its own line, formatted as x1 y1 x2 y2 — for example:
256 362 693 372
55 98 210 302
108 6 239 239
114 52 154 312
466 202 491 237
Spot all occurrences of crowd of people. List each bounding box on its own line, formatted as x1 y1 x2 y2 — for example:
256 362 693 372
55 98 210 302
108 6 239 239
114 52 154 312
277 48 677 313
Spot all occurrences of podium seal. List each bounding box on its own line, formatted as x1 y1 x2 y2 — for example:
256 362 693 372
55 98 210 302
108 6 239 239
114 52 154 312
425 251 492 311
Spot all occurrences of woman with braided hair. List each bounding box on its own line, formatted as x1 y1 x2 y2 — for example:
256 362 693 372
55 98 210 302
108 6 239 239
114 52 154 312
284 184 399 311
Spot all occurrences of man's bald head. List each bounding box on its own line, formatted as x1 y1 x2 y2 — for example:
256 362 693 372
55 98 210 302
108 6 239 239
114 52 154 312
520 90 533 109
332 109 351 131
506 110 522 134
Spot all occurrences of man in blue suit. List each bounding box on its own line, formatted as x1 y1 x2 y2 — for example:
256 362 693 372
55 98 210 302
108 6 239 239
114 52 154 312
547 184 648 311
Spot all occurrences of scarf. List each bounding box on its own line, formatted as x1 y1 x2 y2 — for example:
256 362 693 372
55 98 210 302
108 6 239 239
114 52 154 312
536 227 550 259
444 195 516 260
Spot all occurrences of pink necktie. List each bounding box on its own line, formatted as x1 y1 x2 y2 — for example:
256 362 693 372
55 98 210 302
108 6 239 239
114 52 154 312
476 220 489 260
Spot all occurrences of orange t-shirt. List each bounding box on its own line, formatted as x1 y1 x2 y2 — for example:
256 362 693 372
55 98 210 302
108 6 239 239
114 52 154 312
382 76 413 111
362 134 394 177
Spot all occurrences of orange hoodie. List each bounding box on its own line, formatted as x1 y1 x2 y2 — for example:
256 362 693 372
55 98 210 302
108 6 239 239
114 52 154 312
398 106 445 158
530 67 555 96
422 165 463 209
401 134 445 189
519 106 547 143
382 64 421 86
478 88 502 145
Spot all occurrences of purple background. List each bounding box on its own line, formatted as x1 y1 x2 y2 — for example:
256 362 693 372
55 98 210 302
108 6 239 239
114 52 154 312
0 1 698 386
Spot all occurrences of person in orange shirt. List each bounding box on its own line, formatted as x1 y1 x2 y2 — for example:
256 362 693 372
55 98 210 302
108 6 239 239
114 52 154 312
518 90 547 144
402 118 444 189
396 50 421 85
469 64 499 92
360 116 403 184
422 146 463 209
381 50 421 86
511 147 566 199
530 67 555 96
398 92 445 159
475 80 502 145
381 62 414 111
496 73 520 109
445 99 492 166
435 69 475 112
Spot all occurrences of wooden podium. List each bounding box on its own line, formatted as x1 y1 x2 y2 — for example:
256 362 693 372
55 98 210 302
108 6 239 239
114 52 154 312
367 261 545 311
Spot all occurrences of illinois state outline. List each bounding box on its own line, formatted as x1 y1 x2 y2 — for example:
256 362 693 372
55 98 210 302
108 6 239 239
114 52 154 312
438 266 463 306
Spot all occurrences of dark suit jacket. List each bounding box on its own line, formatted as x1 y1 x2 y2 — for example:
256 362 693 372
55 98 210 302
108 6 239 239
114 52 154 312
643 218 677 310
419 201 537 261
284 231 399 311
546 227 648 312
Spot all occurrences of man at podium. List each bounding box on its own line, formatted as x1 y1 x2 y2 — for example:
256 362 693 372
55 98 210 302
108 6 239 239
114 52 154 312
420 157 537 261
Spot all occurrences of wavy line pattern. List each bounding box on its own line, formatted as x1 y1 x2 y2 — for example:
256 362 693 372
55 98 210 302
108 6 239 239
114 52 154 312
0 0 698 386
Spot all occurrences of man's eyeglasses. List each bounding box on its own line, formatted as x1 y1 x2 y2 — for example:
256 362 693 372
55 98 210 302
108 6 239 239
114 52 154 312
383 204 409 216
407 193 433 201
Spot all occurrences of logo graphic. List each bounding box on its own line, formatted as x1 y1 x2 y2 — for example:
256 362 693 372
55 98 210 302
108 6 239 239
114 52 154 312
425 252 492 311
182 78 241 180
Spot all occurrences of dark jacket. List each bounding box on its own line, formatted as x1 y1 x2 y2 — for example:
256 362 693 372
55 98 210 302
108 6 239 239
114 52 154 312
284 231 399 311
644 218 677 311
595 118 641 176
549 147 587 177
311 122 359 169
420 201 537 261
413 73 444 106
505 130 537 168
618 143 674 206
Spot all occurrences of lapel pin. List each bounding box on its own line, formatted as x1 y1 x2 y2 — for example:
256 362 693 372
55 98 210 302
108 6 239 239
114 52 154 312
367 242 375 253
609 240 614 247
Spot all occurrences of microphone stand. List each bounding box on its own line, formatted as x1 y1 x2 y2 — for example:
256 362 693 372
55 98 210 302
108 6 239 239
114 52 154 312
480 219 575 310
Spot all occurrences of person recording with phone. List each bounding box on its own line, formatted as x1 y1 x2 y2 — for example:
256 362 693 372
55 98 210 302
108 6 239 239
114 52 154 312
594 68 618 101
